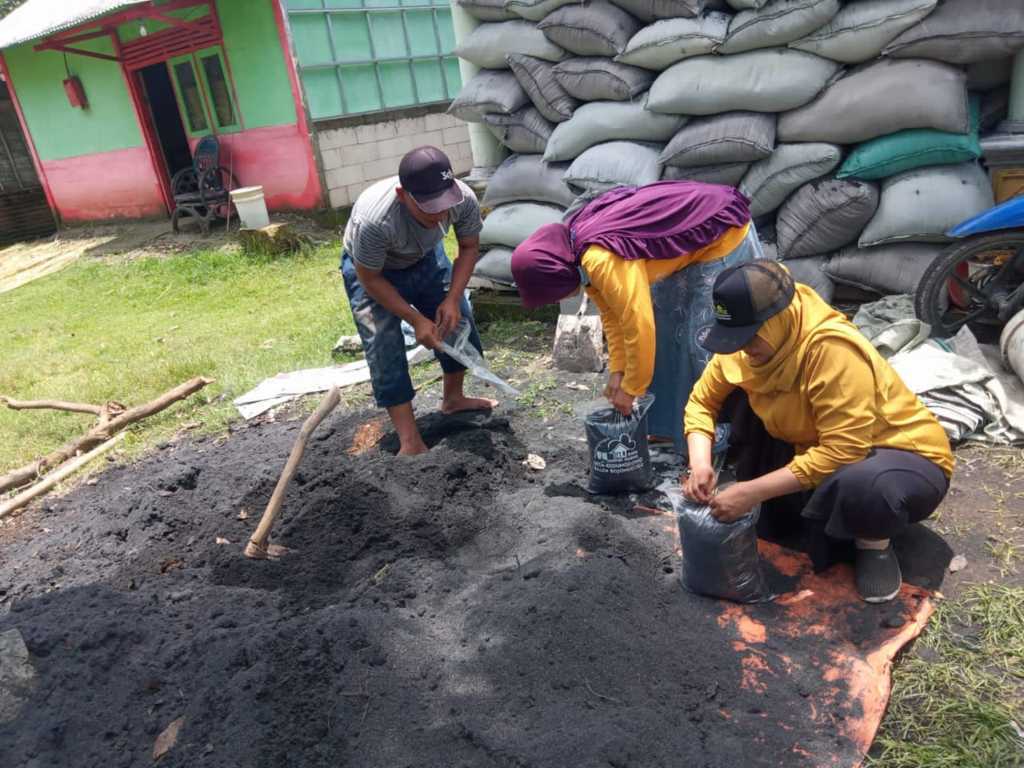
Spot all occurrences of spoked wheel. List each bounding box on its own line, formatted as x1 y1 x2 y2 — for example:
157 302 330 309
914 230 1024 338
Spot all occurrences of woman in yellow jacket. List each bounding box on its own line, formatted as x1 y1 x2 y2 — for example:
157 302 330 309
683 260 953 603
511 181 760 453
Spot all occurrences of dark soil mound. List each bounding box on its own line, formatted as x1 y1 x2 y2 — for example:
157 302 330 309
0 408 927 767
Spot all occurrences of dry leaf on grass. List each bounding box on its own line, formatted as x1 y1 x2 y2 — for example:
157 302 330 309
153 716 183 760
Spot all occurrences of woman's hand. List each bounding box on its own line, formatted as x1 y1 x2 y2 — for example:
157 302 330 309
684 462 717 503
611 388 635 417
603 372 624 402
709 482 760 523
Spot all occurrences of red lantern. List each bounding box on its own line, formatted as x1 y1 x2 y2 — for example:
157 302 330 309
63 75 87 109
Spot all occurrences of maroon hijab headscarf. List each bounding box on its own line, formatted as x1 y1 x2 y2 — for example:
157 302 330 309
511 181 750 308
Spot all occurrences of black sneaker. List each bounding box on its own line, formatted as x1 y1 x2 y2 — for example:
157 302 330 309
855 546 902 604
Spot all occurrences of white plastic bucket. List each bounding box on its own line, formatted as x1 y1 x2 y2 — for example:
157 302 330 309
230 185 270 229
1000 307 1024 382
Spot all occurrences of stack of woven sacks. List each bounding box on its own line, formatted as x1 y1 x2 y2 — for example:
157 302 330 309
448 0 1023 303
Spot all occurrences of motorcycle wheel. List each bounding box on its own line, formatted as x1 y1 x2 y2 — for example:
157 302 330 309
914 230 1024 338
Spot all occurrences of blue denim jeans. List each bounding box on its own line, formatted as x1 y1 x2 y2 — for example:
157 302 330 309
341 243 483 408
648 223 765 455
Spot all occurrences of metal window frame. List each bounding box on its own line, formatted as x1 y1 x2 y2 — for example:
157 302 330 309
287 0 457 119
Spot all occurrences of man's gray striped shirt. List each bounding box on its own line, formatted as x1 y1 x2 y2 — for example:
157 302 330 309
343 176 482 271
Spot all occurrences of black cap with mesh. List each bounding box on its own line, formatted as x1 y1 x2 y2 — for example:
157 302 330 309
698 260 796 354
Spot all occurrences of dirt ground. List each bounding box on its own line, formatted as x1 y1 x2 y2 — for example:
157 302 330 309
3 336 1021 768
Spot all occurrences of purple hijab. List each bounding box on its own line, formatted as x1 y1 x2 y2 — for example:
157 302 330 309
511 181 750 308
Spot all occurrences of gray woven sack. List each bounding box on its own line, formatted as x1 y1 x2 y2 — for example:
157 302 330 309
551 57 654 101
507 54 580 123
777 179 880 258
448 70 530 122
538 0 641 57
777 59 969 144
659 112 776 167
719 0 841 55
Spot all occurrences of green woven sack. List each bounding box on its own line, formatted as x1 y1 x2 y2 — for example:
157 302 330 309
837 94 981 181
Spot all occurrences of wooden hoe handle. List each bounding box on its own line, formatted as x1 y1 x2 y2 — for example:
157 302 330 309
245 387 341 559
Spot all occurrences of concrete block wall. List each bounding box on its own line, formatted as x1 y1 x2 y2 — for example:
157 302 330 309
316 112 472 209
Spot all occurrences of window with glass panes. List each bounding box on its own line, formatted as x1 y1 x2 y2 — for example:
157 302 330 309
286 0 462 120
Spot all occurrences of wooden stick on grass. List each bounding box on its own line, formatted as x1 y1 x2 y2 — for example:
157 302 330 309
0 377 212 495
245 387 341 560
0 432 126 519
0 397 105 415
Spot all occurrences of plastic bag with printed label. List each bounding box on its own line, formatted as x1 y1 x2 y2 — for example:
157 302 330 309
664 482 774 603
585 395 655 494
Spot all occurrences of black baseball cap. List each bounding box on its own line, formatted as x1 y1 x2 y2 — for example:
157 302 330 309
398 146 464 214
698 260 796 355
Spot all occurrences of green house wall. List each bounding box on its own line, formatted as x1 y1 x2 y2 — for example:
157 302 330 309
5 0 298 164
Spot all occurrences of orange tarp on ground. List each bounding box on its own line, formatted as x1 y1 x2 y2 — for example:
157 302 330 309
704 538 933 767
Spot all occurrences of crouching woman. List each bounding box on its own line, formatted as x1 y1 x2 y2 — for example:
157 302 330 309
683 261 954 603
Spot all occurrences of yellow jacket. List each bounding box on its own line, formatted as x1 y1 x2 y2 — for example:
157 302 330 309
684 282 954 488
583 223 750 396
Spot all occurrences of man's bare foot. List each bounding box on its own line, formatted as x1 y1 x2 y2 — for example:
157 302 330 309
398 439 429 456
441 395 499 415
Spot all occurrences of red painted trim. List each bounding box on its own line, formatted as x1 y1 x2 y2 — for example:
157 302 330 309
115 31 175 214
0 52 59 224
37 44 120 62
271 0 324 207
37 28 110 48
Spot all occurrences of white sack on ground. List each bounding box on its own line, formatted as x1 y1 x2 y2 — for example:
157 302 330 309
740 142 842 218
859 163 994 247
777 179 880 258
662 163 751 186
563 141 663 194
855 297 1024 444
659 112 776 167
719 0 840 55
508 54 580 123
482 108 554 154
777 59 969 144
782 256 835 303
788 0 937 64
448 70 529 122
455 0 519 21
454 20 567 68
544 100 684 162
480 202 566 248
537 0 640 57
606 0 704 22
823 243 941 296
551 57 654 101
504 0 580 22
646 50 840 115
882 0 1024 65
615 14 730 69
483 154 576 208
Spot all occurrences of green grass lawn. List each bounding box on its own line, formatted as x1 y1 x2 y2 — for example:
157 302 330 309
0 243 351 475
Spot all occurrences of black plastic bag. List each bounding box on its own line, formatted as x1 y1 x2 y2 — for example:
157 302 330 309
666 484 773 604
585 395 655 495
